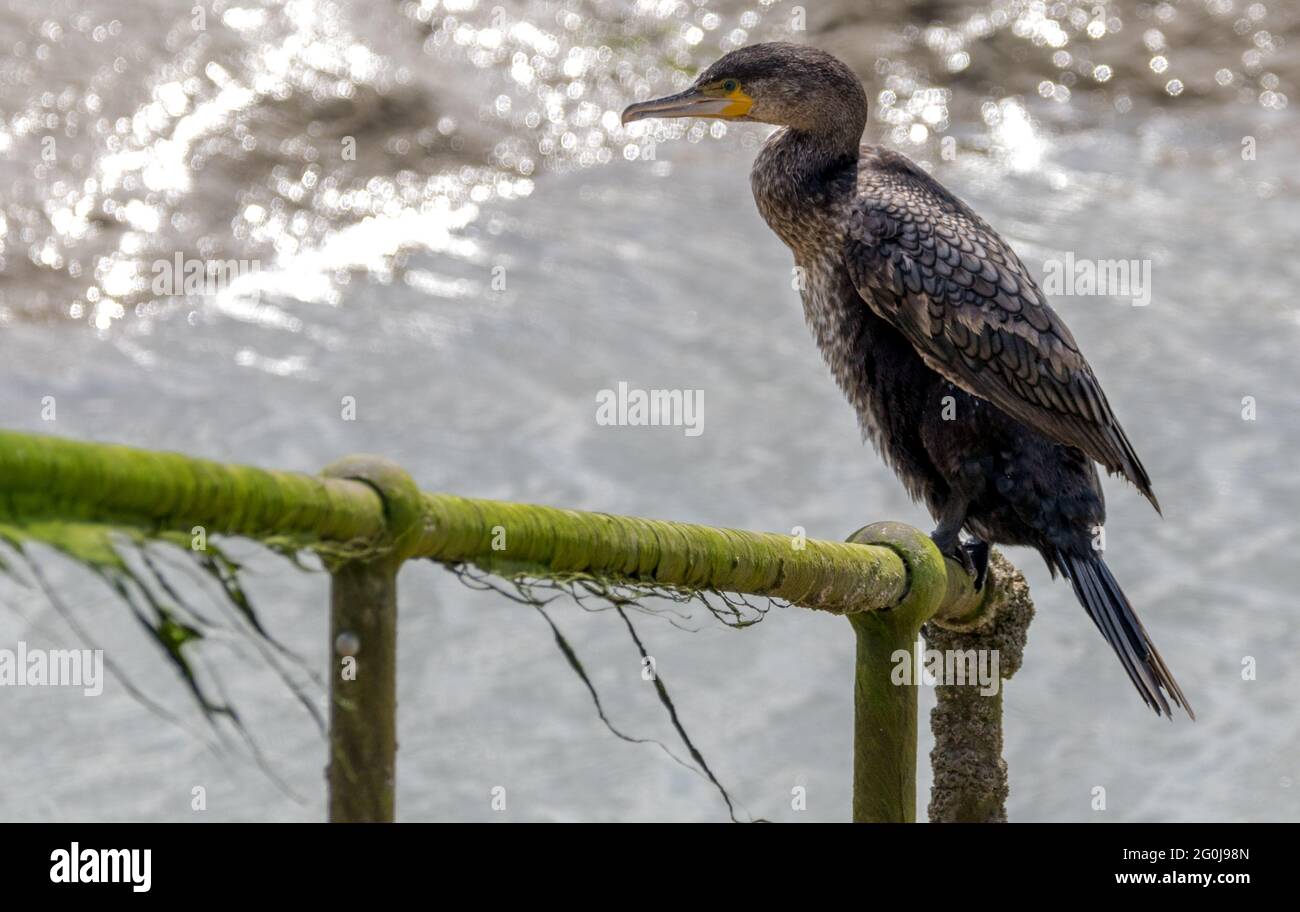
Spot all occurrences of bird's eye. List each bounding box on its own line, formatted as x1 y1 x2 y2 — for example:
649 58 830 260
722 79 739 93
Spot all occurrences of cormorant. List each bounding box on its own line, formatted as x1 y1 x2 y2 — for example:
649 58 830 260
622 42 1192 718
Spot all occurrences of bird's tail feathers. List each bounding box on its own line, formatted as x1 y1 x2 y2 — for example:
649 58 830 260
1055 550 1193 720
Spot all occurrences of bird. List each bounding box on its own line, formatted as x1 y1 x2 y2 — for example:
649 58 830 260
622 42 1192 719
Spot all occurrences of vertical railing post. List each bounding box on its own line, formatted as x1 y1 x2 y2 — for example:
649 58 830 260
328 555 400 822
321 456 425 823
845 523 950 823
847 606 926 822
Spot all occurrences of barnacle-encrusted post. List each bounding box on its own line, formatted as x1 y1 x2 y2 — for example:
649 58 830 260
321 455 424 824
922 549 1034 823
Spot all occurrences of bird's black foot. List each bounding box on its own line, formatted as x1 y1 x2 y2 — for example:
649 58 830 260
930 531 989 591
964 539 990 592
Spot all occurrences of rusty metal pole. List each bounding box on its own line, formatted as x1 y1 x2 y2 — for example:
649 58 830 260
321 456 425 823
328 554 400 822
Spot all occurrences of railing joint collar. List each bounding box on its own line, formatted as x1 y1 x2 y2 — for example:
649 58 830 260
321 455 425 564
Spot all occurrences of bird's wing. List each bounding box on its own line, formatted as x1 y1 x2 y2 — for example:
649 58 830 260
842 149 1158 510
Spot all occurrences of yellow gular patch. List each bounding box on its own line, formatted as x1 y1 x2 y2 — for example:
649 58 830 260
721 88 753 117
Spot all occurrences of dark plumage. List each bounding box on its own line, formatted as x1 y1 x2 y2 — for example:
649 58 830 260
623 42 1192 718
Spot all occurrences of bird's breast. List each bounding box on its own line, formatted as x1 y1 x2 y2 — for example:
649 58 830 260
749 133 906 450
796 253 871 397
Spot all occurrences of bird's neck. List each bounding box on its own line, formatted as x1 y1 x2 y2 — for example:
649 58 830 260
794 125 863 176
751 125 861 250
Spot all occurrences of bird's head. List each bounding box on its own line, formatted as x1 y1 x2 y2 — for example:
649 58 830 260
621 42 867 139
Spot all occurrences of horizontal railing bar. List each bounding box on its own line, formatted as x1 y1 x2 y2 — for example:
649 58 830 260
0 429 990 617
0 429 386 545
414 493 906 613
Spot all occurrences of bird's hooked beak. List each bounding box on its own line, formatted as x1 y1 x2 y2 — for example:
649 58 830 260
621 86 752 126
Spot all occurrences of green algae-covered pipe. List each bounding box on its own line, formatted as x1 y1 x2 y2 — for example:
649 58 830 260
0 429 914 614
415 493 910 614
0 429 387 546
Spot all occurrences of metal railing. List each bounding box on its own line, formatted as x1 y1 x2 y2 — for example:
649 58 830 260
0 428 1033 822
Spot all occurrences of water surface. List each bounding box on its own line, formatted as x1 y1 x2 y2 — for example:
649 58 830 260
1 0 1297 821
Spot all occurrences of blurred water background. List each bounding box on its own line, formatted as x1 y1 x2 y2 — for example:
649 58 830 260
1 0 1297 821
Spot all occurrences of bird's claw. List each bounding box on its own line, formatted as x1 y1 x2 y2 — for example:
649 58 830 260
964 539 990 592
932 534 989 592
